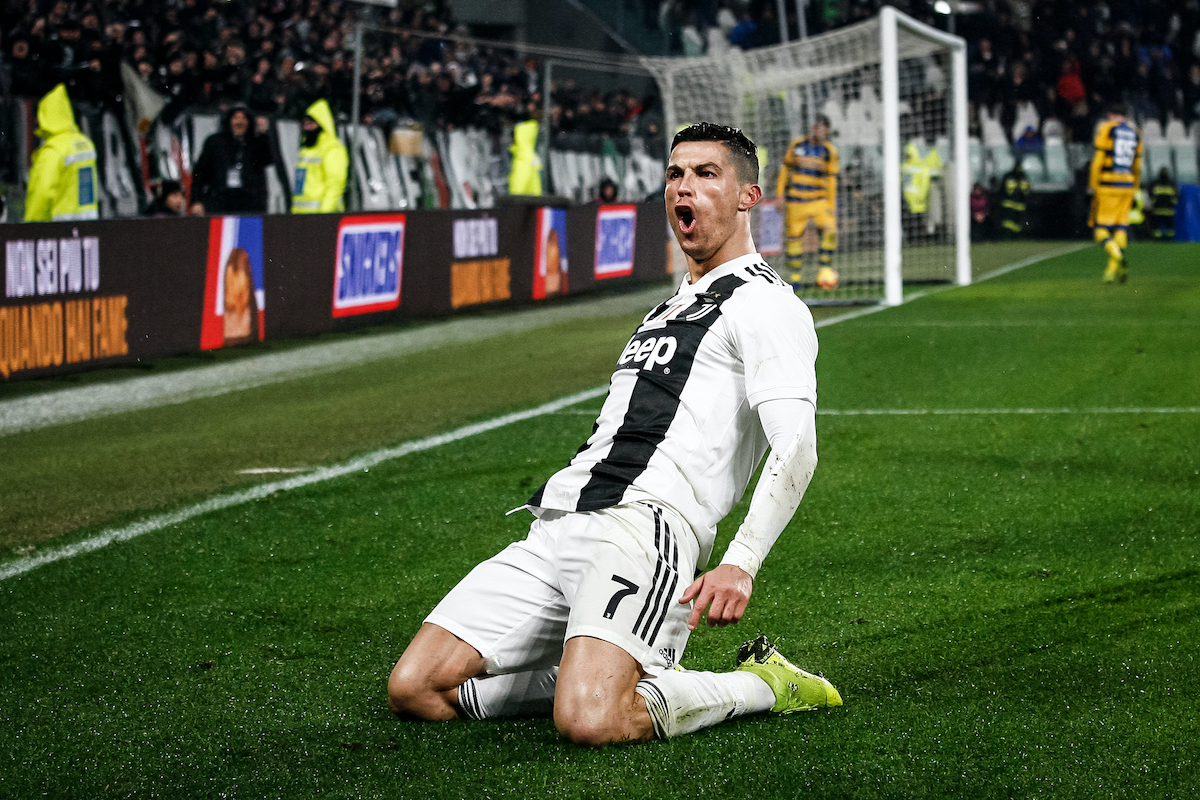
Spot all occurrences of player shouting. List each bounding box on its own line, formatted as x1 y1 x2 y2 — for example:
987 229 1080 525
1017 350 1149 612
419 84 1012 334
388 122 841 745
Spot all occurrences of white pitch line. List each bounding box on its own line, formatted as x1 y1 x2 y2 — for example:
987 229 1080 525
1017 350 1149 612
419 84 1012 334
0 386 607 582
0 244 1098 581
819 407 1200 416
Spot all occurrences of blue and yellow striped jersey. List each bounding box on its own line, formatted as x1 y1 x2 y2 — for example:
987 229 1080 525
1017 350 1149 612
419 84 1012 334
776 136 839 204
1090 118 1142 190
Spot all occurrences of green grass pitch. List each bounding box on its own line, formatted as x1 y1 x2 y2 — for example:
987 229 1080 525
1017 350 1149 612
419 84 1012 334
2 240 1198 798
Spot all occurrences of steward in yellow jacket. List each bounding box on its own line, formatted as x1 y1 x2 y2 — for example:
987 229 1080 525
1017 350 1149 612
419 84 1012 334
25 83 100 222
292 99 349 213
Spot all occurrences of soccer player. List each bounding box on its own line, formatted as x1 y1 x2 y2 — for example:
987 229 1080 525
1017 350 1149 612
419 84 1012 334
775 114 839 289
388 122 841 745
1088 102 1143 283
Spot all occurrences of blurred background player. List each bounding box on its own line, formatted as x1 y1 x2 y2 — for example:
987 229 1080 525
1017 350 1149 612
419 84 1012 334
24 83 99 222
1088 103 1142 283
1149 167 1178 240
775 114 838 290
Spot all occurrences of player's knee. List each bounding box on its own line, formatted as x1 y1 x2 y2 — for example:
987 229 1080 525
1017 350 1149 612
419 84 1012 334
387 660 451 720
552 686 629 746
554 705 622 747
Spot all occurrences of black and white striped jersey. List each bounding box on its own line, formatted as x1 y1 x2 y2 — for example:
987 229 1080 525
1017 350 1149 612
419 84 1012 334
529 252 818 560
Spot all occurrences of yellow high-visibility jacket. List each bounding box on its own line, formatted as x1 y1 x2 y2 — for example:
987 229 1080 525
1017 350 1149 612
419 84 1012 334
292 99 349 213
25 84 100 222
508 119 542 196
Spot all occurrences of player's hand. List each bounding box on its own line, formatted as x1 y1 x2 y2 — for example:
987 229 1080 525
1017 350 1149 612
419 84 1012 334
680 564 753 630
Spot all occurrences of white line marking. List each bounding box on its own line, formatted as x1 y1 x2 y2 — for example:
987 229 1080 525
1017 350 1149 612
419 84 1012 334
0 386 607 582
0 244 1101 580
0 286 668 437
812 242 1093 330
237 467 312 474
819 407 1200 416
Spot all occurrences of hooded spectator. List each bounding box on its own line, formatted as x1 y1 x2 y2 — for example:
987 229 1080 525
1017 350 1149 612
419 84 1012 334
292 99 348 213
25 83 99 222
190 104 274 214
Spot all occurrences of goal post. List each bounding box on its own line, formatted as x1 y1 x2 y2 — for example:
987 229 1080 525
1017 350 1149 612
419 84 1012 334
641 7 970 305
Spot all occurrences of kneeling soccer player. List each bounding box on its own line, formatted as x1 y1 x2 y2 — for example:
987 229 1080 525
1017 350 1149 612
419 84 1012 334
388 122 842 745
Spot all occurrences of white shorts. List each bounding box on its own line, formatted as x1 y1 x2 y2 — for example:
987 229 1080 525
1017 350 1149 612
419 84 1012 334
425 502 699 677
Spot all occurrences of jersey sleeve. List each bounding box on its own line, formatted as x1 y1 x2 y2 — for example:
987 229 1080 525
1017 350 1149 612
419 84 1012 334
776 140 797 198
1089 123 1108 190
827 144 839 205
728 286 818 408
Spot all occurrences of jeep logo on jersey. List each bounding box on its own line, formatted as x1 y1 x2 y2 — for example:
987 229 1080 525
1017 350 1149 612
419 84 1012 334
617 333 678 373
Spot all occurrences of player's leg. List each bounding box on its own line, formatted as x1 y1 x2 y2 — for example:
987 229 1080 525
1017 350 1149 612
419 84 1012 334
817 205 837 268
554 635 654 744
1095 189 1132 282
388 522 569 721
814 206 839 289
550 503 840 745
784 203 807 287
388 623 486 720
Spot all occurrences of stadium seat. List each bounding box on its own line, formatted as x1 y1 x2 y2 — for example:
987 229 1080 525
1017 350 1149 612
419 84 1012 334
1041 117 1065 141
987 144 1015 179
1164 116 1190 145
1144 143 1174 182
979 105 1007 146
1142 119 1165 144
1042 137 1071 187
968 137 984 183
1174 145 1199 184
1012 101 1040 139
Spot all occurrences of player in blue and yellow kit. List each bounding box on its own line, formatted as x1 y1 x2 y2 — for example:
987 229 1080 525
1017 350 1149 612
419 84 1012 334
1088 103 1142 283
775 115 838 289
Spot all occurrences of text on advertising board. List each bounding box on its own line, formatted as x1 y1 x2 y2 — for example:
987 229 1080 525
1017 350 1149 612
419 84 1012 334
332 214 405 318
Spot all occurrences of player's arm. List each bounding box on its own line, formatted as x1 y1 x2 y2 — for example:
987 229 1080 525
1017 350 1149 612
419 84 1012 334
1088 128 1105 193
680 397 817 629
827 146 839 208
775 140 795 201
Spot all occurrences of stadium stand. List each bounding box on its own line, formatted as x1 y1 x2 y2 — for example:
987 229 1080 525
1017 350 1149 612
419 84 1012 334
2 0 1198 217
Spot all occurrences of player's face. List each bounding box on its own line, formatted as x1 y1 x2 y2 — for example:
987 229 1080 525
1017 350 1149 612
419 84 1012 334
665 141 751 264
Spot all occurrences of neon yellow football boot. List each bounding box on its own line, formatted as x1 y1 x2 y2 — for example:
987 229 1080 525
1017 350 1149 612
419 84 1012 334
735 635 843 713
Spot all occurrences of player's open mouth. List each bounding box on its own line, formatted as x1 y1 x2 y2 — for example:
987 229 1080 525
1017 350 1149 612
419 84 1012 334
676 206 696 234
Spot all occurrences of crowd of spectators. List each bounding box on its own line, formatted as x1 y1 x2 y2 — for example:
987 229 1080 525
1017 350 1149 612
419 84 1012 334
4 0 1197 153
0 0 664 143
657 0 1200 144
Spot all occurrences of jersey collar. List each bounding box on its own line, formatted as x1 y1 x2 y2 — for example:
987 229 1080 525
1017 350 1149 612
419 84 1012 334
679 253 763 295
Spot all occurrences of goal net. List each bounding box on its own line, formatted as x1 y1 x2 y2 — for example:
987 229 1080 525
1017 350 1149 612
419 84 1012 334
641 7 969 305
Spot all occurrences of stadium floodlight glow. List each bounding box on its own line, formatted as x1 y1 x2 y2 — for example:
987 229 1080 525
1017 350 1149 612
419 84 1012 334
934 1 952 15
641 7 970 306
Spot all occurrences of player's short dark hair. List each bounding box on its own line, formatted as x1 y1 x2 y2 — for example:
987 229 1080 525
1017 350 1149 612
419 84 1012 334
671 122 759 185
1105 100 1128 117
813 114 832 128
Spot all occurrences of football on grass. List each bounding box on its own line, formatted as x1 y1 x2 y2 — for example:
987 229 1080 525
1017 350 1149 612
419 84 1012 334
816 266 839 290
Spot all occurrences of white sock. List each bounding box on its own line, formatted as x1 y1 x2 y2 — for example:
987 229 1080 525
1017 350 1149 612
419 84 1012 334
635 669 776 738
457 667 558 720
